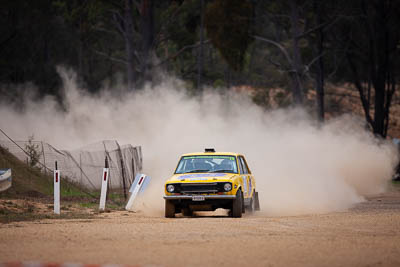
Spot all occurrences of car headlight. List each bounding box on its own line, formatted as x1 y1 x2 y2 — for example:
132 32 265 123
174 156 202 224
223 183 232 192
166 184 175 193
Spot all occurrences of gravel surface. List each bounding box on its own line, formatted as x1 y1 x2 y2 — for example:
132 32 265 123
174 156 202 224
1 188 400 267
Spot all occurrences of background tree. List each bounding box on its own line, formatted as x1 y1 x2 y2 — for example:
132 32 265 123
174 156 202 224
0 0 399 137
205 0 253 72
337 0 400 137
253 0 307 105
25 135 40 168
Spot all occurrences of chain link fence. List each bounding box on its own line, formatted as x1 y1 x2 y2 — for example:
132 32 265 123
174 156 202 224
0 139 142 192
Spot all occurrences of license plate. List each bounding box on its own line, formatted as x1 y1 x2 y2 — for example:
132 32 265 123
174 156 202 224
192 195 205 201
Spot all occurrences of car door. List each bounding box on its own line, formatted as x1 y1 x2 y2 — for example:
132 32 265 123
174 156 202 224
242 156 255 198
238 156 250 198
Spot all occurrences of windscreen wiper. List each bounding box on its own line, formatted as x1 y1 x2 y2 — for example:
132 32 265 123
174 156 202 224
186 169 210 173
212 169 233 173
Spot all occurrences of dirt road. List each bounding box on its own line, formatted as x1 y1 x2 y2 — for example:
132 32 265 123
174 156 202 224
1 188 400 267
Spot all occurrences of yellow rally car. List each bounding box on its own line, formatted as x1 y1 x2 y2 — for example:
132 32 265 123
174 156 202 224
163 149 260 218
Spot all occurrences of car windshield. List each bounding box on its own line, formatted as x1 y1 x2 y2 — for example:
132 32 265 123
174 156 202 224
175 155 238 174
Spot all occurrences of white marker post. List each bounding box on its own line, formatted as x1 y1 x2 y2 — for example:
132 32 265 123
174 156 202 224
125 174 147 211
54 161 60 214
99 157 110 211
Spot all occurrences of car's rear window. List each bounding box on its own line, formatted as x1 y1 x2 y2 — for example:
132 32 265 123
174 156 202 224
175 155 238 174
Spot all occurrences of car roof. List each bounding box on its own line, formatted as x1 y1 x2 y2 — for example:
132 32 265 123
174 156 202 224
181 152 241 157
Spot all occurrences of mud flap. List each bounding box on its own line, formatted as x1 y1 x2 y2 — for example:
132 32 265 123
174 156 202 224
254 191 260 211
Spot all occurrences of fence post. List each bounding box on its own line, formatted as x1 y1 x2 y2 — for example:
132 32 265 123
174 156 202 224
131 158 135 184
99 157 109 211
120 158 127 200
116 142 127 200
79 152 82 185
41 142 46 175
54 161 60 214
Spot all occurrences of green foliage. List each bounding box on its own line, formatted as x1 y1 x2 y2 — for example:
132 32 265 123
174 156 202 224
163 0 201 48
1 0 399 135
0 144 51 196
25 135 41 168
213 79 225 88
205 0 254 71
53 0 109 40
274 91 291 108
0 145 93 200
252 88 270 108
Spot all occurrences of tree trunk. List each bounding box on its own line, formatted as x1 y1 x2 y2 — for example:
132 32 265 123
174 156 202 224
372 0 389 137
289 0 303 105
125 0 135 91
197 0 205 92
314 0 324 122
348 0 398 138
140 0 154 86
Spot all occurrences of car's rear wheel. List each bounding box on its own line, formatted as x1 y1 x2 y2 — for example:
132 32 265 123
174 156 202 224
231 190 243 218
165 200 175 218
182 208 193 217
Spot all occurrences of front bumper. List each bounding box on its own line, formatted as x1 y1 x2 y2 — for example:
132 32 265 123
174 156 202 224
163 195 236 200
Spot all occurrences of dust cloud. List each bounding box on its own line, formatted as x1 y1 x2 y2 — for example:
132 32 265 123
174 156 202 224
0 67 398 216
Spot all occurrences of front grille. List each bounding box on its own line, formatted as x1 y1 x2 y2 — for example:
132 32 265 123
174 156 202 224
180 183 218 193
171 182 230 194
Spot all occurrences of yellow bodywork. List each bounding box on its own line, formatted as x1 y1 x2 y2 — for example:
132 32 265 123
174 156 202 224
164 152 256 199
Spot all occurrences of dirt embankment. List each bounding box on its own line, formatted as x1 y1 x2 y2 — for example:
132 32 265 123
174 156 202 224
1 186 400 267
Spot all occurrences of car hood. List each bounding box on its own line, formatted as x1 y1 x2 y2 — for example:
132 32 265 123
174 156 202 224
166 173 236 183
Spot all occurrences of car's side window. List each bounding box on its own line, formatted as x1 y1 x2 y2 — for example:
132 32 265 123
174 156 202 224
239 156 248 174
241 157 251 174
238 157 244 174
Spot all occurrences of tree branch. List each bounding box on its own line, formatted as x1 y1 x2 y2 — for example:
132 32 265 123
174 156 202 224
296 16 340 40
112 11 125 35
347 53 374 127
303 52 326 76
253 35 293 66
92 49 128 65
156 40 210 66
154 3 185 49
267 58 285 69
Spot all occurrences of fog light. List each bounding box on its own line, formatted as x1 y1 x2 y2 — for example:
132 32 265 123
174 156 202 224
167 184 175 193
224 183 232 192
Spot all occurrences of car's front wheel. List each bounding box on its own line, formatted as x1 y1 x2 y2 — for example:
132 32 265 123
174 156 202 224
231 190 243 218
165 200 175 218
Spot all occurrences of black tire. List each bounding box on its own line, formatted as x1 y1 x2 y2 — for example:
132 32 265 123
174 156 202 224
231 190 243 218
182 208 193 217
165 200 175 218
242 195 246 214
254 191 260 211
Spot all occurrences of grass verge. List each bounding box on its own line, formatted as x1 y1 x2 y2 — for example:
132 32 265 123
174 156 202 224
0 146 127 223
